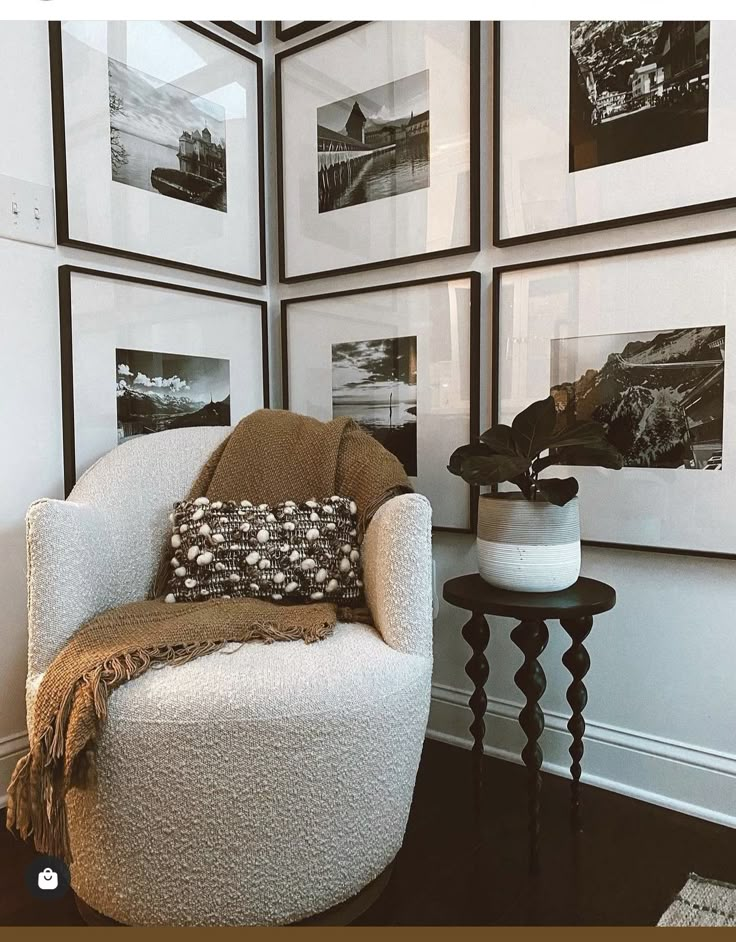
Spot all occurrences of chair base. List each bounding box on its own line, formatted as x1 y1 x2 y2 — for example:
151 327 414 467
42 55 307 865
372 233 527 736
74 860 394 927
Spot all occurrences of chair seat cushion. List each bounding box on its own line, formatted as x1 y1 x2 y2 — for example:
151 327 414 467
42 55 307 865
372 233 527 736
62 623 432 925
99 621 424 724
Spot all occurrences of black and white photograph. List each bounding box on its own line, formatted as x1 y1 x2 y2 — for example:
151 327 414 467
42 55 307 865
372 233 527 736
284 272 478 530
550 326 724 470
116 348 231 442
53 21 265 282
569 21 710 172
331 335 418 475
108 57 228 211
317 70 430 214
278 21 477 280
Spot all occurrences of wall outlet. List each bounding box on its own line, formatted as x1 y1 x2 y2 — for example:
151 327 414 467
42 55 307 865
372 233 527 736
0 174 55 247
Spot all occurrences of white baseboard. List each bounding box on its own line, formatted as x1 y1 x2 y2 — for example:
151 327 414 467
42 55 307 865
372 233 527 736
428 684 736 830
0 731 28 809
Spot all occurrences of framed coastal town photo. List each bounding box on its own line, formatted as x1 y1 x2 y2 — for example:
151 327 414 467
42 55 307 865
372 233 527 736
493 234 735 557
276 22 330 42
277 21 480 282
283 273 480 532
210 21 262 44
59 266 268 495
50 21 266 283
494 21 736 245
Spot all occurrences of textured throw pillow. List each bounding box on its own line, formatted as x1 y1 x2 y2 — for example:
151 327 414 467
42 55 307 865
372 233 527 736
165 496 362 604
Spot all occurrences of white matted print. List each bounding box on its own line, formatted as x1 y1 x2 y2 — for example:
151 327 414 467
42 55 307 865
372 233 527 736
284 274 479 531
61 268 267 493
495 21 736 243
278 21 477 281
495 238 736 555
55 21 263 282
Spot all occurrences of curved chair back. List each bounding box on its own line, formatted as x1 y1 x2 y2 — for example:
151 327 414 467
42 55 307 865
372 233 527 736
70 426 231 597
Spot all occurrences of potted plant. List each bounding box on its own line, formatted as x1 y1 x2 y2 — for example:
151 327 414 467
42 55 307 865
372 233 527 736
448 395 623 593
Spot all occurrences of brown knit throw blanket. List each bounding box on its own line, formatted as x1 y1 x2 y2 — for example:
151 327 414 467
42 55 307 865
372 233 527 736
7 409 410 861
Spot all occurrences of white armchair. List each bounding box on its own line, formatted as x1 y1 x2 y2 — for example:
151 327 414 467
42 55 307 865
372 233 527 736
25 426 433 926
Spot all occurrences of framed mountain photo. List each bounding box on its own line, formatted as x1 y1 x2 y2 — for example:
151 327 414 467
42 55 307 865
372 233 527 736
277 21 479 282
493 21 736 245
50 21 266 283
493 234 735 557
59 266 268 495
283 272 480 532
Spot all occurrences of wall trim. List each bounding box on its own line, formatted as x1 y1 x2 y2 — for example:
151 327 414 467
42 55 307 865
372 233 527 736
429 683 736 830
0 731 28 809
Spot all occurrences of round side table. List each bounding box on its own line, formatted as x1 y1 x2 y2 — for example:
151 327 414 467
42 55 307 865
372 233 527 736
443 574 616 867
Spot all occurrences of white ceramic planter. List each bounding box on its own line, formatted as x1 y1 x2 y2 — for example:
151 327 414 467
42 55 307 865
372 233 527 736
476 493 581 593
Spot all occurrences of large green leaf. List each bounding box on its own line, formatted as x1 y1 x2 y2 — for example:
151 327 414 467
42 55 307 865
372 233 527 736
532 440 623 474
479 424 517 456
549 419 610 450
458 453 530 486
535 477 579 506
512 396 557 458
554 443 624 469
447 441 494 476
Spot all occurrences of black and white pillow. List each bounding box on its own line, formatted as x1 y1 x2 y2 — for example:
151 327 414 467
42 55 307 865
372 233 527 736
165 496 362 604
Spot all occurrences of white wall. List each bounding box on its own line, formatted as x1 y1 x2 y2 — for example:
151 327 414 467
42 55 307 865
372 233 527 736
1 21 735 824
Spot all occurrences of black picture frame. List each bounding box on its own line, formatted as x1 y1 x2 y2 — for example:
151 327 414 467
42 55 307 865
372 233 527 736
276 22 330 42
492 21 736 248
210 21 262 45
276 21 481 284
281 270 481 534
59 265 270 497
49 21 267 286
491 230 736 560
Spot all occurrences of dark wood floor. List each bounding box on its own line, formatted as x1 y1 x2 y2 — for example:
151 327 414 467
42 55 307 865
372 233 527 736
1 738 734 926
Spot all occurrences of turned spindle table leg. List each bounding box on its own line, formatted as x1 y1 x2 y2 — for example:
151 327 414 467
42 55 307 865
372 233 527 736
461 612 490 814
511 618 549 871
561 614 593 831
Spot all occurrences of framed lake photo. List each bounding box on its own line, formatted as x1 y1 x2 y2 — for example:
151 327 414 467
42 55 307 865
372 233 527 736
283 273 480 532
59 266 268 495
493 234 736 557
50 21 266 283
277 21 479 282
493 21 736 246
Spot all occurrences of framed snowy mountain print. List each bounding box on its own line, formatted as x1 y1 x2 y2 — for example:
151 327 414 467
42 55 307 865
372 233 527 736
493 234 735 557
59 266 268 495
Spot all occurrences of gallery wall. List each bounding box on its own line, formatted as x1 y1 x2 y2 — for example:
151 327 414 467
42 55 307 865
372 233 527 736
1 20 735 825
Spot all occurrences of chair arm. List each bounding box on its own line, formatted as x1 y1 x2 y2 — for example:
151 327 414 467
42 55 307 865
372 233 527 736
26 498 134 677
362 493 433 658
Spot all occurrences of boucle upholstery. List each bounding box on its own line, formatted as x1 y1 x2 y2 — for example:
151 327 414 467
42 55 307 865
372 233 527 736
25 425 433 926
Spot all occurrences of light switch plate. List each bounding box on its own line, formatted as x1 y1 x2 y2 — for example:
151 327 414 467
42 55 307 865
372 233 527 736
0 174 55 247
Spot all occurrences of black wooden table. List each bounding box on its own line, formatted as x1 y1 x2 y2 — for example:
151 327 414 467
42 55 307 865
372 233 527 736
442 574 616 868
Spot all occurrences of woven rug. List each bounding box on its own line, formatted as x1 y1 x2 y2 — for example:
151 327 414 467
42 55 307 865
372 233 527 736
658 873 736 927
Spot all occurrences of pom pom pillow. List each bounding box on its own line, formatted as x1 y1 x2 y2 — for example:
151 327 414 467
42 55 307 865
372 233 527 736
165 496 362 604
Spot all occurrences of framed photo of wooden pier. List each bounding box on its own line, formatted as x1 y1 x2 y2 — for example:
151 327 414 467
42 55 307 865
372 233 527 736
58 266 269 496
49 21 266 284
493 21 736 246
493 233 736 557
276 21 480 282
282 272 481 532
